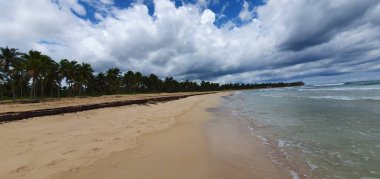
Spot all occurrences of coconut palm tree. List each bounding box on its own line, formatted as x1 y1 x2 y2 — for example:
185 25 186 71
134 72 143 92
38 55 56 97
0 47 24 99
148 74 162 92
22 50 44 98
43 60 59 97
96 72 106 95
9 59 29 97
77 62 94 96
122 71 135 93
164 77 178 92
59 59 80 96
106 68 121 94
56 60 67 98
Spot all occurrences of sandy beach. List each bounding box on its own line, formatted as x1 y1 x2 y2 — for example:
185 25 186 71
0 92 288 179
0 92 210 114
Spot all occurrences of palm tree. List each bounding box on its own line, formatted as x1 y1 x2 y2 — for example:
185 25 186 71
106 68 121 94
47 62 60 97
59 59 80 96
134 72 143 92
77 62 94 96
38 55 56 97
96 72 106 95
56 60 67 98
9 59 29 97
122 71 135 93
0 47 23 99
22 50 44 98
148 74 162 92
164 77 178 92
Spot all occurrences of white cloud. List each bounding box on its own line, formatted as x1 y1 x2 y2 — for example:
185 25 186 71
94 12 104 20
58 0 87 16
239 1 252 22
100 0 113 5
0 0 380 84
200 9 215 24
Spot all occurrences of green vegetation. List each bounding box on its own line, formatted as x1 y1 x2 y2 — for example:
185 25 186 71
0 46 304 100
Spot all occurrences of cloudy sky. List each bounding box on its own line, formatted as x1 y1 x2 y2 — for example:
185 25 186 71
1 0 380 84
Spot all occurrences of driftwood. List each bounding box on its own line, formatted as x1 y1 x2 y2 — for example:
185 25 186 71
0 93 215 123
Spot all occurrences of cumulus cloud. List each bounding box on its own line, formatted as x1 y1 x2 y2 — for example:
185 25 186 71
238 1 252 22
201 9 215 24
0 0 380 84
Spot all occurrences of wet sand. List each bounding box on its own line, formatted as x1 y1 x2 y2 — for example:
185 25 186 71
0 92 288 179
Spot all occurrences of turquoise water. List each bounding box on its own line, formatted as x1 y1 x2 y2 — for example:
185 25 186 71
223 81 380 178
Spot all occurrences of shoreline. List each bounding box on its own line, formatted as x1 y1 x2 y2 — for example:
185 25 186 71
62 92 222 179
205 101 290 179
0 92 288 179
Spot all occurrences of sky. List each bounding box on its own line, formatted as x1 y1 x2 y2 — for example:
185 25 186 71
1 0 380 84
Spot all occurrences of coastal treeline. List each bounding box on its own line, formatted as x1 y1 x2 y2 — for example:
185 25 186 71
0 47 304 99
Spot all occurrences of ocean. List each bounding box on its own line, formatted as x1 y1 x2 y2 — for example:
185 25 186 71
221 80 380 178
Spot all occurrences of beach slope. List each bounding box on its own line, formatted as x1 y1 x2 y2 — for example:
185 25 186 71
0 92 287 179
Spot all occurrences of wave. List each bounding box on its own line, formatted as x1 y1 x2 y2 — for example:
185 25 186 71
345 80 380 86
298 86 380 91
259 94 380 101
307 96 380 101
313 83 345 87
259 94 286 98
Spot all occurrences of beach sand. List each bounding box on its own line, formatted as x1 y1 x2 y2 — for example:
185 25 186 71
0 92 210 114
0 92 288 179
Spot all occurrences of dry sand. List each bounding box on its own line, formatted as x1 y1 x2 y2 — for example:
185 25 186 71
0 92 209 113
0 92 288 179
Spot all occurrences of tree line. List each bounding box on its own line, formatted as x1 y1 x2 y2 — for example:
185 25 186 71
0 46 304 100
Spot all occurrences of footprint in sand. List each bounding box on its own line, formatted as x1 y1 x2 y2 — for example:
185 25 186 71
70 167 81 172
91 138 103 142
45 140 57 144
18 139 34 144
89 148 100 152
44 159 66 168
62 150 76 155
10 165 30 173
108 138 121 144
17 148 32 155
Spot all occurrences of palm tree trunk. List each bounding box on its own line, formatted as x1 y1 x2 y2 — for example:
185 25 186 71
69 83 72 96
11 81 16 99
33 81 36 98
40 79 44 97
58 82 61 98
50 84 53 98
20 84 23 98
0 85 4 100
30 78 34 98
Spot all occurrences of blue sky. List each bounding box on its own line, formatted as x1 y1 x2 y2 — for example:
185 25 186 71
76 0 265 26
1 0 380 85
